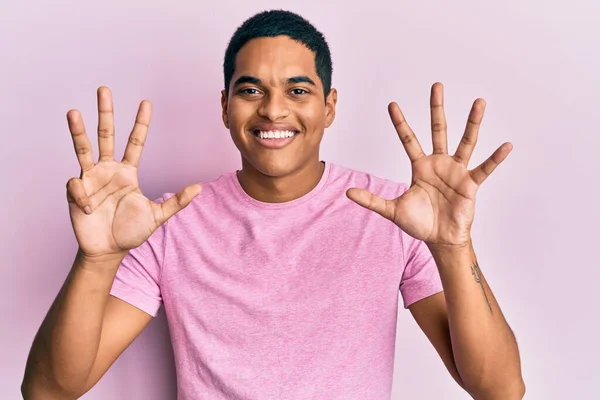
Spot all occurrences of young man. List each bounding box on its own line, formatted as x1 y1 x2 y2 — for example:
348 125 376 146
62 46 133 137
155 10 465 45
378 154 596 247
22 10 525 400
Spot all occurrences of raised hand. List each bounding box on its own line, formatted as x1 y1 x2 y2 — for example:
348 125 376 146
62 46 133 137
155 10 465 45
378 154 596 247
66 87 201 260
347 83 512 248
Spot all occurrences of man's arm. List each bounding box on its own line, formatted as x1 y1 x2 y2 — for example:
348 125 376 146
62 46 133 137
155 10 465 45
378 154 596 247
409 241 525 400
23 86 199 399
21 251 152 399
345 82 524 398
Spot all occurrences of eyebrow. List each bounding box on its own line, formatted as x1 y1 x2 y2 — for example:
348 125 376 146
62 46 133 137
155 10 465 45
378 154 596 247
232 75 317 88
286 76 316 86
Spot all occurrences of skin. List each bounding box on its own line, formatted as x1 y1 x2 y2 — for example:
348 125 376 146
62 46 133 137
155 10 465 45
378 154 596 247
22 34 524 400
347 85 525 398
21 91 200 399
221 36 337 203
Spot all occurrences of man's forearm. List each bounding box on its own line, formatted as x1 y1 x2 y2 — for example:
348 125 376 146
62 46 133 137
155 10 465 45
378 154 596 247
429 240 525 399
22 250 124 399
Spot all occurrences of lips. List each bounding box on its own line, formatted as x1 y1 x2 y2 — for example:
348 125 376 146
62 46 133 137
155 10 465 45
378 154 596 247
249 123 300 149
249 123 300 137
247 123 301 149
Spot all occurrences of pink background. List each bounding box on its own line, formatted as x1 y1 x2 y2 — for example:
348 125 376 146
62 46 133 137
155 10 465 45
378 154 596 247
2 0 599 398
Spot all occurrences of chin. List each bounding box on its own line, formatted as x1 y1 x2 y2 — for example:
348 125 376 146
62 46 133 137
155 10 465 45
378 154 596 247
244 154 303 178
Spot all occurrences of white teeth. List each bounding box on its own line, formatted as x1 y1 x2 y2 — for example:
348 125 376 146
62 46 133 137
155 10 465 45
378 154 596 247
257 130 296 139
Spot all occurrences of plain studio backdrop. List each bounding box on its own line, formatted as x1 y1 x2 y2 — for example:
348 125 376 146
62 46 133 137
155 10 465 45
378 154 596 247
1 0 599 399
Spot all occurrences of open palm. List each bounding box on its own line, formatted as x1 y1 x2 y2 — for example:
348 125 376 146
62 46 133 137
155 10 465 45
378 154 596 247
66 87 201 259
347 83 512 247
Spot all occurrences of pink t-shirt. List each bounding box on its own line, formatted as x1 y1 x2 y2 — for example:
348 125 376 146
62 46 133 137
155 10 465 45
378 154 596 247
110 162 443 399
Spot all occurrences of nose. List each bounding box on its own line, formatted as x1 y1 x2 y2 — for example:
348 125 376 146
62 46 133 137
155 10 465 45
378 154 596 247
257 92 290 121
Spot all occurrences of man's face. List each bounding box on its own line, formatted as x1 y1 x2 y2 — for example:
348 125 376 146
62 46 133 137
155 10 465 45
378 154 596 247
221 36 337 177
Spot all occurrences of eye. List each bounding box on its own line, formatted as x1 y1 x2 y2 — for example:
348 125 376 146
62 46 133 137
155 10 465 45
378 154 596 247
290 88 309 96
239 88 261 96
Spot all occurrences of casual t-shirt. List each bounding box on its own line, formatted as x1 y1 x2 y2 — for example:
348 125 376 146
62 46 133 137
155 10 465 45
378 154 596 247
110 161 443 399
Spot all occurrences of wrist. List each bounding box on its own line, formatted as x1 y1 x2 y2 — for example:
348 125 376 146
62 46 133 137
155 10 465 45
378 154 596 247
75 248 127 272
427 239 475 269
427 238 473 255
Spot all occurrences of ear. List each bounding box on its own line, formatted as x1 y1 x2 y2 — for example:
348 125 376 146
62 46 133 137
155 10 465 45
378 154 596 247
324 88 338 128
221 90 229 129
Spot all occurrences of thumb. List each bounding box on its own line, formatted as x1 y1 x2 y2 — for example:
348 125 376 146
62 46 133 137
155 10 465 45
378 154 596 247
346 188 397 221
155 184 202 225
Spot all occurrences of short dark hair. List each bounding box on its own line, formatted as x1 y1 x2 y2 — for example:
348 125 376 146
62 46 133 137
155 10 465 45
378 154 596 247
223 10 333 99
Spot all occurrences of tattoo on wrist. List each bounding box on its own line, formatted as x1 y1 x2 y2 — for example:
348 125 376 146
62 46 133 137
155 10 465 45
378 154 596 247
471 261 493 314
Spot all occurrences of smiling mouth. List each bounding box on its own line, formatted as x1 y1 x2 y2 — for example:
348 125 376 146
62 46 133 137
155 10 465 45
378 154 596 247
251 129 299 139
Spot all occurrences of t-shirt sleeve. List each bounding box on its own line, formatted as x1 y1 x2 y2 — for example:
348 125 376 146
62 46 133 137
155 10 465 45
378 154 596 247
399 230 444 309
109 216 167 317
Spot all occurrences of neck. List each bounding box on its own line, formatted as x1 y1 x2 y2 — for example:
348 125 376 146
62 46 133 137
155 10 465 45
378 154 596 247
237 159 325 203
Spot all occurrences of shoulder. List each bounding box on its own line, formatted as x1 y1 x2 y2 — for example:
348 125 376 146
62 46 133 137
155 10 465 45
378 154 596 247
154 170 237 220
327 162 409 199
158 171 235 201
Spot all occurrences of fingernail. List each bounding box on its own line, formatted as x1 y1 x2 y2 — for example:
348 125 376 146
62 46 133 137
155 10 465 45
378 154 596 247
84 206 92 214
